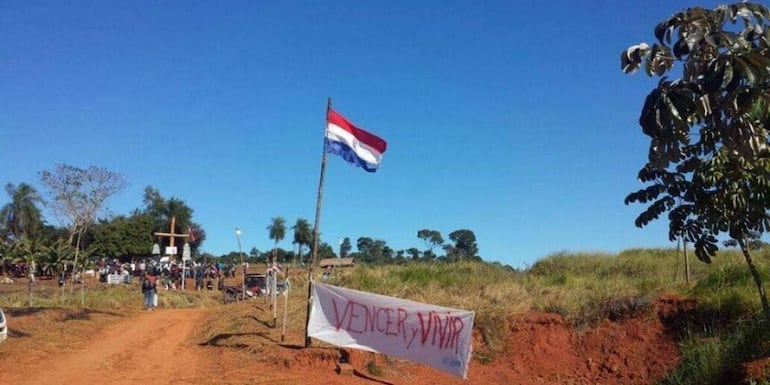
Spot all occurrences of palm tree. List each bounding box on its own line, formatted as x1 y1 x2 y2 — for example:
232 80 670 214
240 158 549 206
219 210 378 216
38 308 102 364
0 183 44 242
291 218 312 266
266 217 286 264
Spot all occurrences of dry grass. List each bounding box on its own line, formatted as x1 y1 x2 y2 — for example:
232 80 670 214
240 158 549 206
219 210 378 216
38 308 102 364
0 306 127 367
3 246 769 368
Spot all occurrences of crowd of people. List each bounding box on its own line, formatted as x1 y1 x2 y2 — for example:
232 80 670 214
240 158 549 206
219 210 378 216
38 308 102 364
97 258 243 290
3 256 287 311
135 259 245 310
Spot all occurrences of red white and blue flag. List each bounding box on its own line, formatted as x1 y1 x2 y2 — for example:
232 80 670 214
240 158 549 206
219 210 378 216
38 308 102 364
325 108 387 172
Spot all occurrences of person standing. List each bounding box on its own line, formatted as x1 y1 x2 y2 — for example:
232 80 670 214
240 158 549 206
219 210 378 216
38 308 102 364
195 265 203 291
266 265 274 296
141 273 157 311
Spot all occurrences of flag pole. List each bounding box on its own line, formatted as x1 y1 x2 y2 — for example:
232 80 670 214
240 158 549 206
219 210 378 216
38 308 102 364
305 97 331 348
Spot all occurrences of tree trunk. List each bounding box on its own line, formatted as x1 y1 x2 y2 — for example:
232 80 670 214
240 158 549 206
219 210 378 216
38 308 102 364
272 241 278 327
738 238 770 321
59 268 66 305
272 241 277 266
684 237 691 285
272 273 277 328
297 245 303 268
67 230 76 247
80 257 86 308
27 262 35 307
674 236 681 281
70 230 81 302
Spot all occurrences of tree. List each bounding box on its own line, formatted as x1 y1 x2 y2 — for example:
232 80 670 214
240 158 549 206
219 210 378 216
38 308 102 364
267 216 286 264
198 251 217 264
143 186 190 229
0 182 44 243
273 247 290 263
621 2 770 318
38 224 69 247
417 229 444 255
142 186 205 254
220 251 241 265
92 213 154 260
249 247 264 264
724 230 768 250
291 218 312 266
393 250 407 265
382 244 394 262
340 237 352 259
317 242 336 259
40 164 126 303
356 237 374 263
448 229 478 260
355 237 389 264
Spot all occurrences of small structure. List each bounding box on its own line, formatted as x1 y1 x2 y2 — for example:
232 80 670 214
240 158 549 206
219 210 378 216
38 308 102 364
319 258 354 268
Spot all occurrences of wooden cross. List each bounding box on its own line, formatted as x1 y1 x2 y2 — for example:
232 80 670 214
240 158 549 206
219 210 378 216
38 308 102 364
154 216 189 261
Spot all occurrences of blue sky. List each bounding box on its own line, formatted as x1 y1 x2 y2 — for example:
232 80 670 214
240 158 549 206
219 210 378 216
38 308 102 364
0 0 729 268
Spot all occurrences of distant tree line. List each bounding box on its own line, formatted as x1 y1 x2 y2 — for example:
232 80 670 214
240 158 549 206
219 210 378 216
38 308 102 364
213 225 483 268
1 164 486 287
343 228 480 265
0 165 207 285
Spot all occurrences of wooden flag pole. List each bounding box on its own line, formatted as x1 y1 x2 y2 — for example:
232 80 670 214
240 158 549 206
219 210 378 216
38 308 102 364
305 97 331 348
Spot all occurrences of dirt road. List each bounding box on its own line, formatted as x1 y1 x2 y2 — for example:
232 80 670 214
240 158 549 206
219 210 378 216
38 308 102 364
5 309 214 385
0 294 690 385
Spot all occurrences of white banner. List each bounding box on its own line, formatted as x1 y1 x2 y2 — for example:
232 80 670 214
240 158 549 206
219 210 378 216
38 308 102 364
308 282 474 379
107 274 122 285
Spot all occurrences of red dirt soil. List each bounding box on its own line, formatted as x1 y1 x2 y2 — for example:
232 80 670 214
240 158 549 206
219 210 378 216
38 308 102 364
0 291 696 385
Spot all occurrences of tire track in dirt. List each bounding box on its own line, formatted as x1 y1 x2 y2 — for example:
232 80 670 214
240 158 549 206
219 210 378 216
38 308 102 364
11 309 210 385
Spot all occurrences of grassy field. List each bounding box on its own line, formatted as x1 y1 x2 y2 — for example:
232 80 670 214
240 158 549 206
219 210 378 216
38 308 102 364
2 246 770 384
332 248 770 385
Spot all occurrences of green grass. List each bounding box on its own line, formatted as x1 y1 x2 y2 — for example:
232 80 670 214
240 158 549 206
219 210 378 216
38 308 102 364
365 360 384 376
332 247 770 381
658 318 770 385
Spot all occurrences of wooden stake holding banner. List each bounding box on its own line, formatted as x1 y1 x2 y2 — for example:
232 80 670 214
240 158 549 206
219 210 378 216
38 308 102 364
281 278 291 343
272 264 278 327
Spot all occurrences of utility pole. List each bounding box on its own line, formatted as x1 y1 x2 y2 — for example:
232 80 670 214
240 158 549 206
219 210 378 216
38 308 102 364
236 227 245 300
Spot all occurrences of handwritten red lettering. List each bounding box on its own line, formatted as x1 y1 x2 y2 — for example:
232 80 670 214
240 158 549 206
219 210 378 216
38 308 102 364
376 307 388 333
328 297 467 354
451 316 464 353
413 310 466 353
407 327 419 349
332 299 351 331
364 301 376 332
418 311 433 345
397 308 408 340
346 301 364 333
431 312 446 347
384 308 398 336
